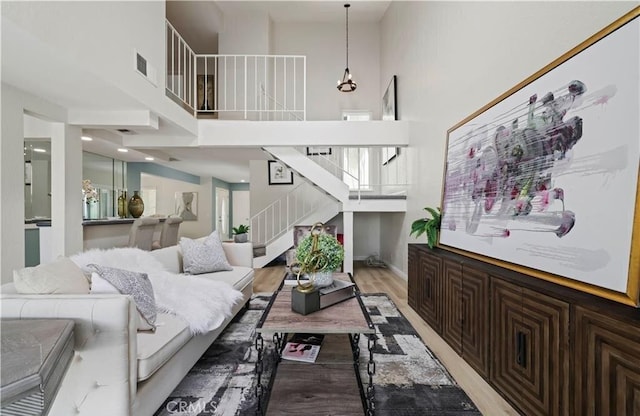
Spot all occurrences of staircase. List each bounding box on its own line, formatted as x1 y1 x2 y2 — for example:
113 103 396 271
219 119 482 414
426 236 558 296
251 178 340 268
252 147 408 272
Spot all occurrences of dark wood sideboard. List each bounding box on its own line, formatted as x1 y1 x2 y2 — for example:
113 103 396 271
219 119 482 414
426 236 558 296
408 244 640 416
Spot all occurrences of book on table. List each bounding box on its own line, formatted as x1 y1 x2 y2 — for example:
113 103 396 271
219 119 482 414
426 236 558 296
281 333 325 363
319 278 356 309
283 272 310 286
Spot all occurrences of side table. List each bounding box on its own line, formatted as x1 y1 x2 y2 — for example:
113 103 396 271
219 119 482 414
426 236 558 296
1 319 75 416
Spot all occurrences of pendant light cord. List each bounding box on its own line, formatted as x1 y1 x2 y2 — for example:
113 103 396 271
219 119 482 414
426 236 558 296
345 4 349 69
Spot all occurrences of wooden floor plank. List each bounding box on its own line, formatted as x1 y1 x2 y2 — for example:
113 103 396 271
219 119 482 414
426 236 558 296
253 262 519 416
266 334 364 415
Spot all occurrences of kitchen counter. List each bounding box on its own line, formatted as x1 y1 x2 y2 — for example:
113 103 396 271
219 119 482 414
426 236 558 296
82 217 167 226
82 217 167 250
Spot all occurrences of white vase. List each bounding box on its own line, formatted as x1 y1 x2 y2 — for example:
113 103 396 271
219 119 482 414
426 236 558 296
311 271 334 288
84 199 99 220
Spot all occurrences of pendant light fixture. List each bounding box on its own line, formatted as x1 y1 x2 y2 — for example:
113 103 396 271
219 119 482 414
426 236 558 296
337 4 357 92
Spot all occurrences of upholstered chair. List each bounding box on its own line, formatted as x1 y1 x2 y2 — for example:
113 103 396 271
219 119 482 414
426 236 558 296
127 217 160 251
151 217 183 250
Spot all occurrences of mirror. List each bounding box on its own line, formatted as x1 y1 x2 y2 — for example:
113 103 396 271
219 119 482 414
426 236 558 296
24 139 52 222
82 151 127 219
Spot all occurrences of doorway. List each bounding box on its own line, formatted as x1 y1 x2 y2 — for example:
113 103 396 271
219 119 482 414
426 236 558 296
232 190 250 238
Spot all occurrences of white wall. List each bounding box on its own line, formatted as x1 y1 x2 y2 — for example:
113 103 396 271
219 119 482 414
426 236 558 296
273 21 381 121
353 212 381 260
2 1 195 133
140 173 212 239
219 11 271 54
378 1 638 277
1 84 83 284
249 159 298 216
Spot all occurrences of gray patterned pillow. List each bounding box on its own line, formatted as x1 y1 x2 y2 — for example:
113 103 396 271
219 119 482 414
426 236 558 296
88 264 157 330
180 231 233 275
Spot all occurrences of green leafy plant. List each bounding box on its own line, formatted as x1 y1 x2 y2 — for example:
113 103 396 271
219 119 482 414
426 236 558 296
410 207 441 249
232 224 250 235
296 233 344 272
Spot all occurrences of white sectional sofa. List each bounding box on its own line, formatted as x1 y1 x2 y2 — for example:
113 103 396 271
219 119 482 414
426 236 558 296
1 241 254 416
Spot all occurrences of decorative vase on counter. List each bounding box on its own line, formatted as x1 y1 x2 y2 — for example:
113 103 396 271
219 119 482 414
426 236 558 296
128 191 144 218
83 198 99 220
117 191 128 218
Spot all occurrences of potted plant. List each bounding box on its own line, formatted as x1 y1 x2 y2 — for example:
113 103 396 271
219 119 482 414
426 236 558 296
410 207 441 249
232 224 250 243
296 226 344 288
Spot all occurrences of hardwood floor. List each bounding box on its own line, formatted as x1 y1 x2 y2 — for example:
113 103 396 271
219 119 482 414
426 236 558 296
253 262 519 416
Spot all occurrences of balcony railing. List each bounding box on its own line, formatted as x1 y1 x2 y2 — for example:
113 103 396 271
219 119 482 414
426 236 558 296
297 146 409 197
166 21 306 120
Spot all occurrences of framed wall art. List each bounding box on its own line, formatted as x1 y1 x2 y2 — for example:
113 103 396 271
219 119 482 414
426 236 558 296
268 160 294 185
306 147 332 156
175 191 198 221
197 75 214 112
439 9 639 306
382 75 397 120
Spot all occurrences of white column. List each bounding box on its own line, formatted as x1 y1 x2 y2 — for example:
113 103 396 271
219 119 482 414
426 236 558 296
0 91 27 284
343 210 354 275
50 123 83 258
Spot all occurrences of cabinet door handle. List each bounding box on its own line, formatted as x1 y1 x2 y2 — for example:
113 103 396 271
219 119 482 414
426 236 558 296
516 331 527 368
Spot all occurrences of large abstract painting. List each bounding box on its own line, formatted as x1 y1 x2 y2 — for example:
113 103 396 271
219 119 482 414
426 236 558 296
439 9 639 305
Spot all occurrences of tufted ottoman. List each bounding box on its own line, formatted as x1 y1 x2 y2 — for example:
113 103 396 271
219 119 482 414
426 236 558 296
1 319 74 416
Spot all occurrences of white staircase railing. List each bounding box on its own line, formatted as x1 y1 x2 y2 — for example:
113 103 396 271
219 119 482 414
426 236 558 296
258 85 304 121
296 146 409 197
263 147 350 202
250 180 335 246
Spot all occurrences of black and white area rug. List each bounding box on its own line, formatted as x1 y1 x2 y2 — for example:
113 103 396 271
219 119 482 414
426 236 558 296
154 293 480 416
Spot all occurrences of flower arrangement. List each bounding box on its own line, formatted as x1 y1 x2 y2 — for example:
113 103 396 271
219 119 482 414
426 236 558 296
296 232 344 272
82 179 99 203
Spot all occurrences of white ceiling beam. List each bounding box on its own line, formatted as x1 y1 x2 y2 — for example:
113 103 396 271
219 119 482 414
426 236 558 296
122 135 198 147
67 110 159 130
197 120 411 147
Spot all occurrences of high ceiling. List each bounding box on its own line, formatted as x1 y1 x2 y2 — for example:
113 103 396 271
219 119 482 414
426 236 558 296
159 1 390 182
6 1 391 183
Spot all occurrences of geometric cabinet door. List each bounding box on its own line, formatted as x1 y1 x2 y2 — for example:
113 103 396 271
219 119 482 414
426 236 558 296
573 306 640 416
491 279 570 416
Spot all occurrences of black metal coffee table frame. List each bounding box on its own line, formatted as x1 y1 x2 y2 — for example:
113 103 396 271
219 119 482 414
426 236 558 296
254 273 376 415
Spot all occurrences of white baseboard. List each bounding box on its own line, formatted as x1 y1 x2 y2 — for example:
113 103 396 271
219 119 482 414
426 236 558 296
387 263 407 280
354 255 407 280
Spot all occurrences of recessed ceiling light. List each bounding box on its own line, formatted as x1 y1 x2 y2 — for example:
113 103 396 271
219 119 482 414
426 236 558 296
241 180 246 183
145 157 154 161
81 136 93 141
33 148 47 153
117 148 128 153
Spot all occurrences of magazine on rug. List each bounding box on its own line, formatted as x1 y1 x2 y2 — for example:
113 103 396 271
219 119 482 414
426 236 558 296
282 333 325 363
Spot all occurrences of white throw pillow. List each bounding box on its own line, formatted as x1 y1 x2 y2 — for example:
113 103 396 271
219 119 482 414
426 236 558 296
88 265 157 331
13 257 90 294
179 231 233 275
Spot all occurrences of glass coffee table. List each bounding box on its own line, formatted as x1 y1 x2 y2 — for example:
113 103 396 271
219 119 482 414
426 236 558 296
255 273 376 415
